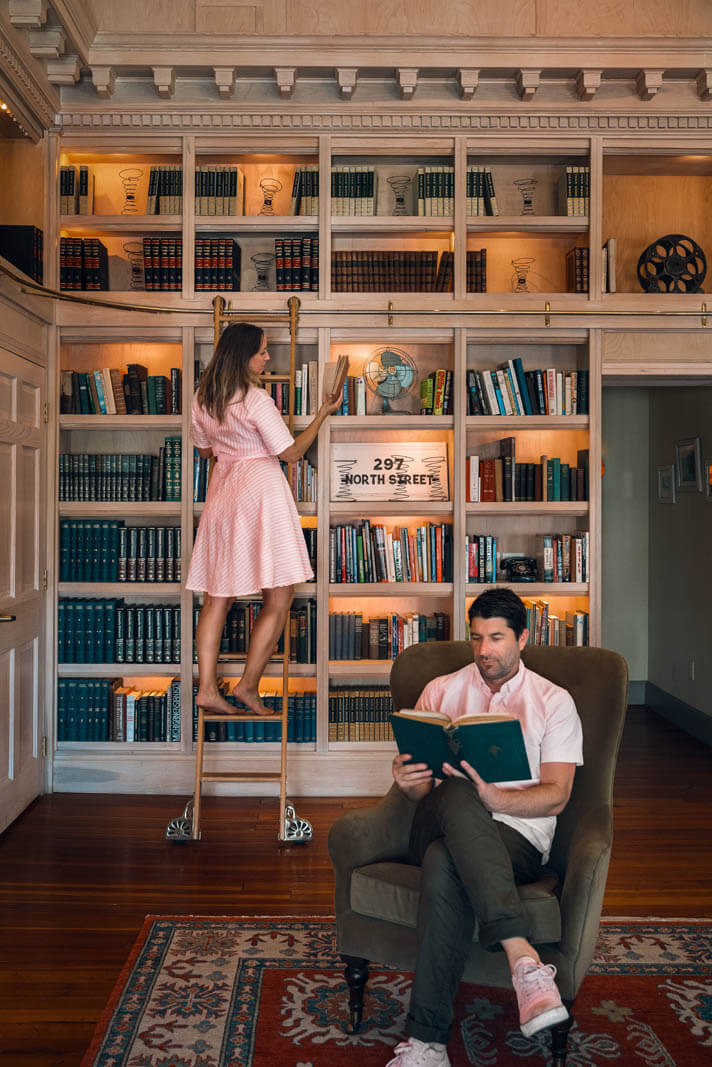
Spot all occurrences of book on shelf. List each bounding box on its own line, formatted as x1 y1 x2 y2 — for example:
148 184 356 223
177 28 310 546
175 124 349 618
0 225 43 282
289 165 320 216
146 164 183 215
194 236 241 291
59 165 78 214
557 165 590 217
78 165 94 215
390 709 532 781
142 236 182 291
331 249 439 292
329 610 450 660
60 367 180 415
602 237 617 293
274 235 319 291
323 354 350 403
329 521 453 584
195 165 245 215
467 363 588 417
329 685 394 742
331 165 377 215
566 247 589 294
58 598 181 664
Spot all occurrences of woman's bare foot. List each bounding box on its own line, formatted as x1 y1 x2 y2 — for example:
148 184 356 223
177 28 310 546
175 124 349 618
233 679 276 717
195 687 236 715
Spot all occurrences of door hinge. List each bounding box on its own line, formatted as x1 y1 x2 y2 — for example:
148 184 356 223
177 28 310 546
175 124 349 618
42 568 48 590
43 401 48 424
41 736 47 758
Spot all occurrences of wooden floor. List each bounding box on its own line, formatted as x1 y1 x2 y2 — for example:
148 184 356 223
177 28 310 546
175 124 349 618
1 705 711 1066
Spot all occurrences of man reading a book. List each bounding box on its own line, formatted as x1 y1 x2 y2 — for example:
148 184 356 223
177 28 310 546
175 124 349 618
387 588 583 1067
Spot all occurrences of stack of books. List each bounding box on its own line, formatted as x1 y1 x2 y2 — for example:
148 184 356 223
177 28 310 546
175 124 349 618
331 166 377 214
466 441 589 502
146 165 183 214
59 237 109 290
60 365 181 415
329 521 453 583
194 165 245 214
58 436 182 502
566 247 590 293
465 166 499 215
0 224 43 282
59 164 94 214
419 368 453 415
142 237 182 290
329 611 451 660
57 677 181 742
331 249 439 291
274 235 319 290
194 236 241 290
522 599 589 646
289 165 320 215
557 166 590 216
58 598 181 663
59 521 181 583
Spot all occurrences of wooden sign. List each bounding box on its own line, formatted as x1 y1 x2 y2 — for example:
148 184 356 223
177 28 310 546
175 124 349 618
330 442 449 502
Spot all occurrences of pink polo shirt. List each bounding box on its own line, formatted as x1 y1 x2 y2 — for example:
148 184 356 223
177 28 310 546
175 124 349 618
416 660 583 861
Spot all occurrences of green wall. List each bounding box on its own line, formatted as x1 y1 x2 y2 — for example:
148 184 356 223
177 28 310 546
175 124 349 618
601 388 650 682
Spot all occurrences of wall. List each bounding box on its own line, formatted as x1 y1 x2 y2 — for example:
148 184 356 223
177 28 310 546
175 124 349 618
648 386 712 733
0 139 45 228
601 387 650 687
84 0 712 37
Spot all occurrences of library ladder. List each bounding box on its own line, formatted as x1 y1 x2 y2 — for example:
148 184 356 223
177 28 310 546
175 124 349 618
166 296 312 844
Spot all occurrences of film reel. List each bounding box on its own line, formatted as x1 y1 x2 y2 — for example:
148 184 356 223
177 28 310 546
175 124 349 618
637 233 706 293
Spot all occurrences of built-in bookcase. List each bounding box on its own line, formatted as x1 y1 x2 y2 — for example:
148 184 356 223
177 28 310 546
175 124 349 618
47 129 712 796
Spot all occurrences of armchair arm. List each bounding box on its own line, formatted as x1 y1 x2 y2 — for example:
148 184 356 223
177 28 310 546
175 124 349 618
556 804 614 965
328 784 418 915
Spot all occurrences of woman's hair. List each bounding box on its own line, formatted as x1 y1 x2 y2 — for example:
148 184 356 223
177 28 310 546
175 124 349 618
196 322 264 422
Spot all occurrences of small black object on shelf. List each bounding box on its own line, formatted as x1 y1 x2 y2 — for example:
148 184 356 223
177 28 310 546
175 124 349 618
637 233 706 293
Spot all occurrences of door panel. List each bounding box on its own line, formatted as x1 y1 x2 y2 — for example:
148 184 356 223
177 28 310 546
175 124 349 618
0 347 45 835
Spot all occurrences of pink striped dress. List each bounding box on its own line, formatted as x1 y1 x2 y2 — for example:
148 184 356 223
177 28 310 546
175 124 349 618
186 386 313 597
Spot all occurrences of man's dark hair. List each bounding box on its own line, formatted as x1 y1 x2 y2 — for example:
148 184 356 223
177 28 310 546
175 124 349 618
468 587 527 639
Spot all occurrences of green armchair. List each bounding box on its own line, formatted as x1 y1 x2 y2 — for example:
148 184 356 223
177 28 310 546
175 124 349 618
328 641 629 1066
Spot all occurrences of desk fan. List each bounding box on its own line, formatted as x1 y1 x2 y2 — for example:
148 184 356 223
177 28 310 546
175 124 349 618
363 346 417 413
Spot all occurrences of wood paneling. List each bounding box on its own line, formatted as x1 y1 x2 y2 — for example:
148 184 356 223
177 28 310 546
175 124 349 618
0 706 710 1065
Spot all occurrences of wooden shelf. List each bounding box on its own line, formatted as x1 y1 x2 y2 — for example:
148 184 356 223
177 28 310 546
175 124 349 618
59 502 182 517
331 216 454 234
466 215 589 234
196 216 319 232
464 502 588 516
329 501 453 517
58 663 180 677
329 582 453 596
465 582 588 596
58 582 181 595
59 415 182 430
329 661 393 678
465 416 588 430
60 215 182 232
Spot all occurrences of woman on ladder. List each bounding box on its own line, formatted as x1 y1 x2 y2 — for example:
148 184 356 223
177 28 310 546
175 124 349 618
187 322 340 716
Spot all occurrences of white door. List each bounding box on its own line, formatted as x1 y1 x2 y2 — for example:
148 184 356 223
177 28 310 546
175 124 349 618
0 348 46 834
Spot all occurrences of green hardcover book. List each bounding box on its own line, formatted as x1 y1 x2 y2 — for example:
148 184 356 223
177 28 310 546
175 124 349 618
390 709 532 782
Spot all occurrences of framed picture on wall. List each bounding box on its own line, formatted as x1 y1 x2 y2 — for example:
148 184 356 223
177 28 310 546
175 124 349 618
656 464 676 503
705 459 712 500
674 437 703 491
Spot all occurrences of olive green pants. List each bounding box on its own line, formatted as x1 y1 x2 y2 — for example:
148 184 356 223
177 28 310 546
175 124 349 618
406 776 543 1045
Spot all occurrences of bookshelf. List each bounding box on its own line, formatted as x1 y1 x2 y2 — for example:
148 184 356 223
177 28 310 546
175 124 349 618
44 129 712 797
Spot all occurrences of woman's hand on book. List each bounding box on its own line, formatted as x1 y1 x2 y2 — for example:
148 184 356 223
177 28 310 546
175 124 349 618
392 752 433 801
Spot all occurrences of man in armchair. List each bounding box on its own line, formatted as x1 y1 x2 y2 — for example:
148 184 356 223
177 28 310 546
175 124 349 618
387 588 583 1067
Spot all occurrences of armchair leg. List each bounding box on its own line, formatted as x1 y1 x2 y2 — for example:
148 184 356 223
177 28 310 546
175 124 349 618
550 1000 574 1066
341 954 370 1033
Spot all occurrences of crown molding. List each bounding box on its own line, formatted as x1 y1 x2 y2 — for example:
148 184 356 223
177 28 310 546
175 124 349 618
85 32 712 72
57 107 712 133
0 23 59 139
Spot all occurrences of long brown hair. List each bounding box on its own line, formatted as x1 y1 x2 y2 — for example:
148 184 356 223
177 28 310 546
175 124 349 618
196 322 264 422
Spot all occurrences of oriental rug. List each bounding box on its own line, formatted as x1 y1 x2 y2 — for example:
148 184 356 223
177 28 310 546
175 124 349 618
82 916 712 1066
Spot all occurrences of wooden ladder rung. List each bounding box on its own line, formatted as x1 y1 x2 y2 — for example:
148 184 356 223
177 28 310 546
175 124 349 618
200 771 283 783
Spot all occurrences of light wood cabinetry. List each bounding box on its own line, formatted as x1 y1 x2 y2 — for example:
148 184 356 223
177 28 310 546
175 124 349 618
46 130 711 795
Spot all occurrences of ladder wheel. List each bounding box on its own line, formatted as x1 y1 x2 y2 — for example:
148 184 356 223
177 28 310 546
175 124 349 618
280 802 313 843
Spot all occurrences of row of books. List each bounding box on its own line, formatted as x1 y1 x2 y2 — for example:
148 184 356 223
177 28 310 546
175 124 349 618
57 678 181 743
59 521 181 584
431 249 488 293
194 237 241 291
59 237 109 290
558 166 590 217
60 365 182 416
194 166 245 215
146 165 183 214
193 686 316 743
329 522 454 584
522 600 590 646
289 165 320 215
466 442 590 502
289 360 319 414
280 457 318 503
58 439 182 502
330 166 377 215
328 685 394 742
466 361 589 416
565 247 589 294
329 611 451 661
193 451 213 502
58 599 181 664
142 237 182 290
464 532 589 584
196 597 318 664
274 236 319 291
59 165 94 215
420 369 454 415
331 249 441 292
0 224 44 282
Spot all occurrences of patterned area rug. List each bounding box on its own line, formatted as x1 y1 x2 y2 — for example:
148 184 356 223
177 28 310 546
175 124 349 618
82 916 712 1066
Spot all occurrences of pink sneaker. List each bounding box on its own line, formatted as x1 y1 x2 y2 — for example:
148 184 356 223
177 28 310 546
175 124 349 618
385 1036 451 1066
511 956 569 1037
